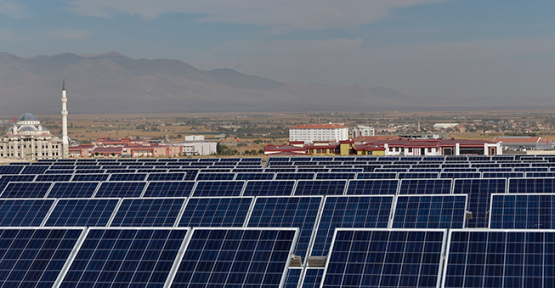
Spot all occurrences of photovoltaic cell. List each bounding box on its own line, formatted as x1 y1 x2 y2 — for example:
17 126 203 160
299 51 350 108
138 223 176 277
0 199 55 226
392 195 467 229
247 196 322 258
0 165 23 174
322 229 446 288
316 172 357 180
346 179 399 195
94 181 147 198
195 172 236 181
0 228 84 288
110 198 185 227
481 172 523 178
439 172 481 179
453 178 507 228
35 174 73 182
398 172 439 179
20 166 49 174
284 269 302 288
356 172 397 179
302 269 324 288
489 193 555 229
275 172 315 180
146 172 186 181
169 228 296 288
45 198 119 226
1 182 52 198
143 181 195 198
311 196 393 257
509 178 555 193
243 180 295 196
399 179 452 194
108 173 148 181
0 175 36 191
443 230 555 288
191 180 245 197
47 182 99 198
178 197 253 227
294 180 347 196
59 228 188 288
235 172 275 181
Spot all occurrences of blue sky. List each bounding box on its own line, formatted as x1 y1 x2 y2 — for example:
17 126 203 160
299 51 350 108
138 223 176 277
1 0 555 102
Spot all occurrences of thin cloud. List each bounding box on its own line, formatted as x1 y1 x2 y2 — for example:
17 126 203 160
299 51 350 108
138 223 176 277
0 0 29 18
63 0 447 29
46 28 95 39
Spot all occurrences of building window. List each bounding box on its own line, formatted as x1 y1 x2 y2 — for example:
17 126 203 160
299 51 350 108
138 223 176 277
317 149 322 153
428 148 432 152
395 147 399 152
408 148 413 153
389 147 393 152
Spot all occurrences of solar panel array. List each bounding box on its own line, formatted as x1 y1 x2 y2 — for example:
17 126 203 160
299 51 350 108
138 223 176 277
2 155 555 287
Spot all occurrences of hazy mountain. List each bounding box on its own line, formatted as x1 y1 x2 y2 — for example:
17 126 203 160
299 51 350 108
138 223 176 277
369 87 410 101
0 52 412 114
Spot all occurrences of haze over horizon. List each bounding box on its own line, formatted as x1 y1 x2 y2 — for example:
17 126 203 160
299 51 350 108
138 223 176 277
1 0 555 109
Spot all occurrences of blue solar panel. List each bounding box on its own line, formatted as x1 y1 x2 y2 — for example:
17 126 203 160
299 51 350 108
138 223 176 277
301 269 325 288
265 168 297 173
294 180 347 196
0 165 23 174
409 168 442 173
178 197 253 227
195 172 236 181
20 166 49 174
346 179 399 195
235 172 275 181
45 198 119 226
453 178 507 228
322 229 446 288
490 194 555 229
316 172 357 180
0 175 36 191
399 179 452 194
275 172 315 180
248 196 322 259
526 172 555 178
145 172 186 181
47 182 100 198
440 172 481 179
398 172 439 179
108 173 148 181
479 167 513 172
356 172 397 179
73 169 107 174
297 168 330 173
143 181 196 198
508 178 555 193
514 167 549 172
311 196 393 257
1 182 52 198
110 198 185 227
35 174 73 182
0 228 84 288
94 181 147 198
329 168 363 173
169 228 296 288
442 230 555 288
482 172 523 178
392 195 467 229
0 199 54 226
284 269 302 288
243 180 295 196
59 228 188 288
192 180 245 197
374 168 408 172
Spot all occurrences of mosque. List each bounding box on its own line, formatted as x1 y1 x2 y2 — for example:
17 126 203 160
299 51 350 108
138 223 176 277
0 83 69 160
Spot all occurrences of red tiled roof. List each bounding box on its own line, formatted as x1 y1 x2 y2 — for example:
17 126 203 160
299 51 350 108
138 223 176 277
290 123 346 129
354 144 386 151
353 136 399 142
305 145 340 149
92 147 123 153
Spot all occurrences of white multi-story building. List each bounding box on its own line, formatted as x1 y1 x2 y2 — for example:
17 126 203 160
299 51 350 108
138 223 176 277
352 125 375 137
177 141 217 156
289 123 349 143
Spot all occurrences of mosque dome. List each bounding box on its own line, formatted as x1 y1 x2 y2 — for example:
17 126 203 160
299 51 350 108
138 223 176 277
17 113 39 122
19 126 38 132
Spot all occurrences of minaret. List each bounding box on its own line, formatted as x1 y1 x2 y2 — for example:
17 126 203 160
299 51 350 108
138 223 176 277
61 81 69 159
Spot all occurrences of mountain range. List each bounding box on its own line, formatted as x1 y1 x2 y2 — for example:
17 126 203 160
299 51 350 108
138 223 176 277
0 52 415 114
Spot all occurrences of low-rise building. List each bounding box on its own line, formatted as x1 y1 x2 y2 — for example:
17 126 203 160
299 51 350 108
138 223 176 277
289 123 348 143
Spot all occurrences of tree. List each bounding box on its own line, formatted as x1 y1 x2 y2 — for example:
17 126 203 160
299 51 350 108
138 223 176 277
111 153 116 157
258 149 264 154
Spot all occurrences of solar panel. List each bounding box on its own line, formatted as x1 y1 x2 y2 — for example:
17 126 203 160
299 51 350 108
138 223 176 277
374 168 408 173
45 198 119 226
110 198 186 227
399 179 452 194
489 193 555 229
453 178 507 228
35 174 73 182
0 165 23 174
235 172 275 181
47 182 100 198
73 169 107 174
284 269 302 288
316 172 357 180
195 172 236 181
322 229 446 288
248 196 322 259
264 168 297 173
398 172 439 179
346 179 399 195
108 173 148 181
478 167 513 172
178 197 253 227
20 166 49 174
143 181 196 197
275 172 315 180
442 230 555 288
191 180 246 197
168 228 297 288
392 195 467 229
59 228 189 288
508 178 555 193
294 180 347 196
301 269 325 288
104 169 135 174
514 167 549 172
147 172 186 181
70 174 109 182
0 199 55 226
297 168 330 173
481 172 523 178
356 172 397 179
408 168 442 173
0 228 84 288
311 196 393 257
329 168 363 173
233 168 265 173
1 181 53 198
243 180 296 196
94 181 147 198
0 175 36 191
526 172 555 178
439 172 481 179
